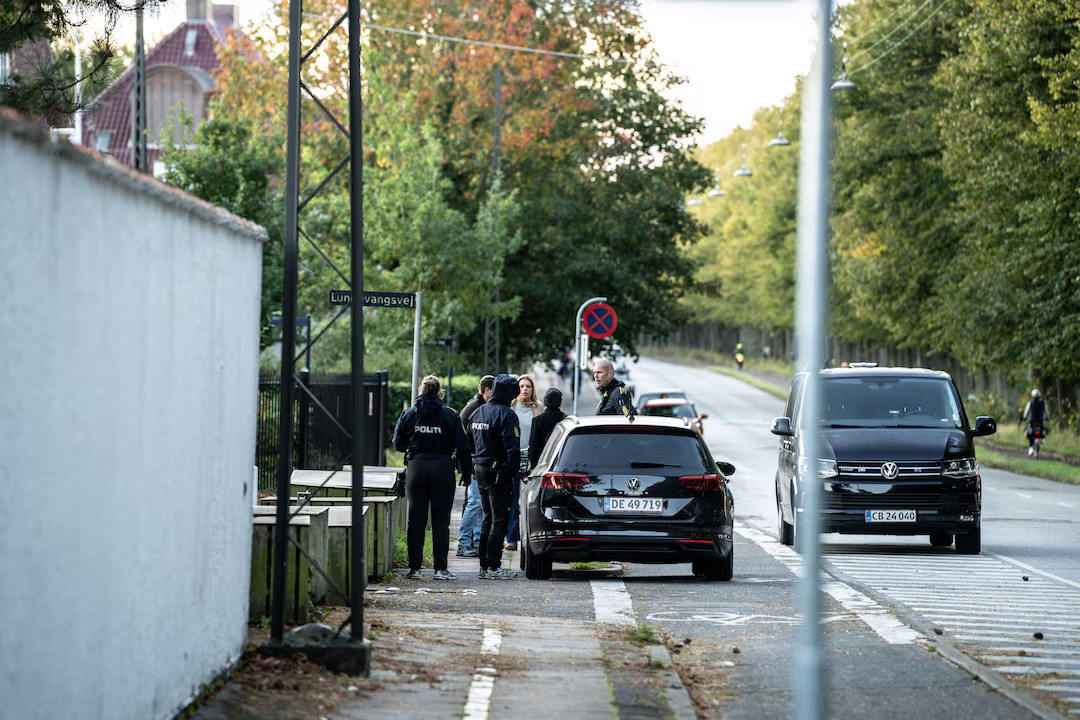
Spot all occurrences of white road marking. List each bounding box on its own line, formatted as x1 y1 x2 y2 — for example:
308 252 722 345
1058 502 1075 508
1015 492 1033 499
736 523 920 644
988 550 1080 590
463 627 502 720
591 580 636 625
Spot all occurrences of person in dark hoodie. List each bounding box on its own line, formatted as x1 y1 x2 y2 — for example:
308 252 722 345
393 375 472 580
467 373 520 579
529 387 566 467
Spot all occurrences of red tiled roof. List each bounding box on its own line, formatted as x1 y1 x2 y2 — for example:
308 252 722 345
82 16 233 166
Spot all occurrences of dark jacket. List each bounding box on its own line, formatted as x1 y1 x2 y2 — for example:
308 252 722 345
529 407 566 466
460 392 486 425
468 374 520 470
596 379 636 417
393 393 472 477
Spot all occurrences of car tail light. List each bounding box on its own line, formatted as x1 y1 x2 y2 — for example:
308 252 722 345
541 472 590 490
679 474 724 492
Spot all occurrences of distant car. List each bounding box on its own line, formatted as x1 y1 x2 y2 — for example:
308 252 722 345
634 388 687 413
771 365 996 554
520 415 735 581
613 361 635 397
639 398 708 435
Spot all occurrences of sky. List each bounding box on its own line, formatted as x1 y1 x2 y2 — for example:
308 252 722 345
116 0 820 148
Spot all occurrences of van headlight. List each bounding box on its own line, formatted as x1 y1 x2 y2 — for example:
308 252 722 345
942 457 977 478
799 456 838 478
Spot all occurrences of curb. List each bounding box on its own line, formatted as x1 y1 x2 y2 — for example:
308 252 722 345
646 644 697 720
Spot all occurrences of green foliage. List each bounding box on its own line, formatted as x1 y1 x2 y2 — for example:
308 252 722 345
687 0 1080 396
159 111 285 349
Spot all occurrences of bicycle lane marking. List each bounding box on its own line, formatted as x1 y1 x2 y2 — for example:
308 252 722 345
736 523 921 645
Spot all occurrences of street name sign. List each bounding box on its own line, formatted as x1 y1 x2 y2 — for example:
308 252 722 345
329 290 416 308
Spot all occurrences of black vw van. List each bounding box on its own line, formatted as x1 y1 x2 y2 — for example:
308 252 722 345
770 365 997 554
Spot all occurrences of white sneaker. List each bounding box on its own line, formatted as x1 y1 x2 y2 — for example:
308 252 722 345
433 569 458 580
481 567 518 580
404 569 423 579
1028 447 1034 456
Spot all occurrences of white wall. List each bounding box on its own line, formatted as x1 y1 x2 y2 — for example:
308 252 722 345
0 110 267 720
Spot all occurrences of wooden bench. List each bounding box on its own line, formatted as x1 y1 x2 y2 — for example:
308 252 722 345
249 508 330 625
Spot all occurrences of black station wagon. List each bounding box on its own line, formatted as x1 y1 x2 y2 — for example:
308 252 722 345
520 415 735 580
771 366 997 554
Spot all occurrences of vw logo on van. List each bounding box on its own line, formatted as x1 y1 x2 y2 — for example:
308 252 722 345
880 462 900 480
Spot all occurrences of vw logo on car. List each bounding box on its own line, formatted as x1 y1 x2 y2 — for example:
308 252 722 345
880 461 900 480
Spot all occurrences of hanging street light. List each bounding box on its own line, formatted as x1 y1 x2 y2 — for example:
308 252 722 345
687 196 703 207
769 107 792 147
708 167 726 197
733 143 753 177
831 41 856 91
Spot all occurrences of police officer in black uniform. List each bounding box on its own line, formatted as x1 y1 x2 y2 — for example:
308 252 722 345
592 358 636 417
393 375 472 580
468 373 520 579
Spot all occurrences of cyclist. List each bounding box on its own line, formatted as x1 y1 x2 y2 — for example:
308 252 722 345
1021 389 1049 456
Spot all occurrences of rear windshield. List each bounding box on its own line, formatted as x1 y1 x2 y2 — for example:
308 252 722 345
555 430 711 474
816 377 964 429
641 404 696 419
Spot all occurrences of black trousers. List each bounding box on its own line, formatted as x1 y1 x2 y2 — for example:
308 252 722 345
405 454 456 572
474 463 514 570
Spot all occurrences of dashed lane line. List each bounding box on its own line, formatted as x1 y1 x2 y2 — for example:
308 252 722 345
462 627 502 720
591 579 636 625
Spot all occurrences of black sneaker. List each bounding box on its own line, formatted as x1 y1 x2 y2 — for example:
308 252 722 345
404 569 423 579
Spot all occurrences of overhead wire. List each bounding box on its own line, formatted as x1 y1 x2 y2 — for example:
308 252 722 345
848 0 935 65
362 22 633 64
850 0 951 76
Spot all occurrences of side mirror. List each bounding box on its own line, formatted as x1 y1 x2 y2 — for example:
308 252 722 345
972 416 997 437
771 417 794 437
700 413 709 420
717 461 736 477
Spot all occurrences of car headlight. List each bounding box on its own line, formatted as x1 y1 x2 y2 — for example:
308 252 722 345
942 457 977 478
798 456 838 478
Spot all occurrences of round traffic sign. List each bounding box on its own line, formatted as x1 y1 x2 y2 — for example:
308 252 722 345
582 303 618 339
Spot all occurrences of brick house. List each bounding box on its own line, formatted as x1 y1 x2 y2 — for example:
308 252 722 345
81 0 240 172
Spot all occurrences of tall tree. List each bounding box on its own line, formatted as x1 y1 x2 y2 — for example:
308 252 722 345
935 0 1080 381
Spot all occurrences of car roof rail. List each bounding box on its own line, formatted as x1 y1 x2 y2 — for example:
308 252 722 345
847 362 878 368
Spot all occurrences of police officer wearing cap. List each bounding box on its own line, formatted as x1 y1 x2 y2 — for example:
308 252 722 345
393 375 472 580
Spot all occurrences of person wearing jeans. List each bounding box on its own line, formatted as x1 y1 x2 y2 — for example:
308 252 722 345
455 475 483 557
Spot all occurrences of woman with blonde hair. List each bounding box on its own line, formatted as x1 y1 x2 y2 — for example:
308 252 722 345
505 374 542 551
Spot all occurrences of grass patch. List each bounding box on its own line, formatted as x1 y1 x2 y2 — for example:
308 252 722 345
624 622 661 646
569 561 615 570
392 528 435 569
709 365 789 400
976 448 1080 485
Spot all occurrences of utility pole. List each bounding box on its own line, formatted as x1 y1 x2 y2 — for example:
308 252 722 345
483 66 504 375
132 3 147 172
